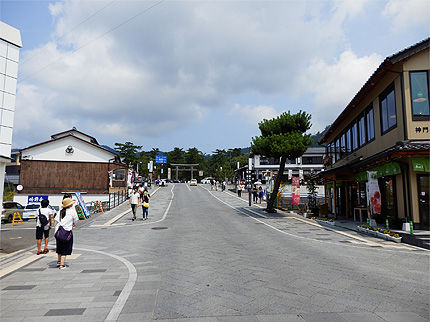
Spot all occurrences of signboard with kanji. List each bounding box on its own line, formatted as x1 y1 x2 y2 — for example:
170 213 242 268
28 196 48 204
155 155 167 163
292 177 300 205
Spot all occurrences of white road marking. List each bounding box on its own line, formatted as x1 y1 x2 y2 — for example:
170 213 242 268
201 186 428 254
75 247 137 322
186 184 191 191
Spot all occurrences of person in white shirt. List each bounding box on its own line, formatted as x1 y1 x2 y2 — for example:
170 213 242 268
55 198 79 269
35 199 53 255
129 187 140 221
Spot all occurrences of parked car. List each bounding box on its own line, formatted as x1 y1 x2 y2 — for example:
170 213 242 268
1 201 25 223
190 179 198 186
22 204 58 221
201 177 215 184
160 179 168 187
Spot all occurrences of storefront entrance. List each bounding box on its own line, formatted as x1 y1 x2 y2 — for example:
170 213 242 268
378 176 398 227
417 174 429 230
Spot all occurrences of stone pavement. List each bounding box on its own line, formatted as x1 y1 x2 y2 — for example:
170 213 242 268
1 183 429 321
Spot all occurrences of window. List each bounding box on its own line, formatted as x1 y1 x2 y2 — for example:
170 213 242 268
352 122 358 150
302 156 323 165
410 71 430 119
358 115 366 147
335 138 340 162
366 108 375 141
380 85 397 133
340 133 346 156
113 169 125 181
346 128 351 153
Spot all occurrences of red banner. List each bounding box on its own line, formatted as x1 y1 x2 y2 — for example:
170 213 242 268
292 177 300 205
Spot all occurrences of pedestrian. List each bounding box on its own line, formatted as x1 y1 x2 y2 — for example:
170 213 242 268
35 199 53 255
55 198 79 269
252 185 258 203
237 183 242 197
210 179 214 190
129 187 139 221
258 187 264 204
141 189 150 220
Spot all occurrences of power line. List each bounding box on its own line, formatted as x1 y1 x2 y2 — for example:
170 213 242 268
19 0 165 83
21 0 117 65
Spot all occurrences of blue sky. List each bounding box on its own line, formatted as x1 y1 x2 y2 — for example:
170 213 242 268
2 0 429 154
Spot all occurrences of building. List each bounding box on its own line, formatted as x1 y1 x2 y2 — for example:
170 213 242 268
0 21 22 215
240 147 325 183
319 38 429 230
14 128 128 207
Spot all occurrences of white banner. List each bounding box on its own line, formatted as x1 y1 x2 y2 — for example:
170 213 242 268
288 169 292 180
366 171 381 215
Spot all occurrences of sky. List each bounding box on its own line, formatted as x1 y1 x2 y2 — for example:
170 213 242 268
1 0 429 154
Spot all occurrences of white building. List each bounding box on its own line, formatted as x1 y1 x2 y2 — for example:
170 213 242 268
0 21 21 215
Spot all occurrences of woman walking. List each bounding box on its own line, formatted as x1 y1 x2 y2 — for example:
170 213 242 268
141 189 150 220
55 198 79 269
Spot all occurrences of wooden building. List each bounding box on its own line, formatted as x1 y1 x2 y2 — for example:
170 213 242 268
14 128 128 206
319 38 429 230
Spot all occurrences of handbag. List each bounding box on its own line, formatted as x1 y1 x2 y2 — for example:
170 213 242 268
143 202 150 208
54 213 72 242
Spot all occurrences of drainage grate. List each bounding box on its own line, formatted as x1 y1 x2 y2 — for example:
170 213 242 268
81 269 107 273
152 227 168 230
3 285 36 290
113 290 121 296
316 238 332 241
339 240 352 243
45 308 86 316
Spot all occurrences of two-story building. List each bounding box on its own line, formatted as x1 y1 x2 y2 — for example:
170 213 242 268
14 128 128 207
319 38 429 230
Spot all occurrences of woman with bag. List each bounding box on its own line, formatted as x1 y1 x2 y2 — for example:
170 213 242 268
55 198 79 269
141 189 150 220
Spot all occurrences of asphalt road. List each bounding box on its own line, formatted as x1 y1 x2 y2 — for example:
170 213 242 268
1 183 429 321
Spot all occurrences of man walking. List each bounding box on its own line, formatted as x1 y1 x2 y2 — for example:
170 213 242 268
129 187 139 221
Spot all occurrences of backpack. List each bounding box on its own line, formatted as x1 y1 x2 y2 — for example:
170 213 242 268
38 209 49 226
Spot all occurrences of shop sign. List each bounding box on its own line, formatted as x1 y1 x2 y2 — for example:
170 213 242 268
366 171 381 214
412 158 430 172
292 177 300 205
75 192 91 219
28 195 48 203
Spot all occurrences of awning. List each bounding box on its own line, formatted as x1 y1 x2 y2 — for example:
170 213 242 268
354 161 402 181
412 157 430 172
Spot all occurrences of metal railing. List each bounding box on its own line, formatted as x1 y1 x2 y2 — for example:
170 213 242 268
108 190 127 210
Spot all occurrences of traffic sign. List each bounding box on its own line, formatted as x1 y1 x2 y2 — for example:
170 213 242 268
155 155 167 163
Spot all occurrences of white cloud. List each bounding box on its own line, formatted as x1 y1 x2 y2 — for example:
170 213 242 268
15 0 376 147
300 50 383 132
230 104 279 125
383 0 430 30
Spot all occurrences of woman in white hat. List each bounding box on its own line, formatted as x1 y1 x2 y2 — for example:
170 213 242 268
55 197 79 269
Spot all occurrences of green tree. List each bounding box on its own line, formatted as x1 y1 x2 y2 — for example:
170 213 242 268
251 111 312 212
114 142 142 168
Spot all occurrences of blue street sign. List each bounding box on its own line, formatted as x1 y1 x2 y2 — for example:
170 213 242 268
28 195 48 203
155 155 167 163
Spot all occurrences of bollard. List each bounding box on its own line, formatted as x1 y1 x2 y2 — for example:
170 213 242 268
385 219 389 230
410 221 414 234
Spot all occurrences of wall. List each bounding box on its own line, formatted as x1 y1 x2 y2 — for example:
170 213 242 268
18 160 127 195
21 136 114 163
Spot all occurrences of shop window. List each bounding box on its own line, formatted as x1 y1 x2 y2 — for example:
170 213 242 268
335 138 340 162
352 122 358 150
366 107 375 141
358 115 366 147
410 71 430 120
380 85 397 134
302 156 323 165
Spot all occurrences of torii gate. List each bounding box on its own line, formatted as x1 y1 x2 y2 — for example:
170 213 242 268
170 164 199 180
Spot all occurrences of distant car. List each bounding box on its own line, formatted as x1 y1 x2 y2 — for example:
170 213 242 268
190 179 198 186
201 177 215 184
160 179 168 187
23 204 58 221
1 201 24 223
173 179 180 183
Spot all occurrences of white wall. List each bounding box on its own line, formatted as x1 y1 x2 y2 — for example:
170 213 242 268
21 136 114 163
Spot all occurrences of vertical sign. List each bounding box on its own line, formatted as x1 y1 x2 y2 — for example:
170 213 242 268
288 169 292 180
366 171 381 214
74 192 91 218
292 177 300 205
299 169 304 180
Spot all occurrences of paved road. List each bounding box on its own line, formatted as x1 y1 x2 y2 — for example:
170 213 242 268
1 183 429 321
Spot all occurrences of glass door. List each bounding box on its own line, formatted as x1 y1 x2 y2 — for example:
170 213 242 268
417 174 429 230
